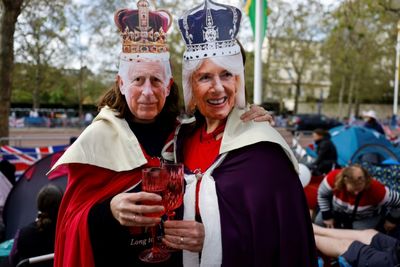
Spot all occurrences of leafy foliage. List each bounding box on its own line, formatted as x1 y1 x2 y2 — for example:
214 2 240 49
323 0 398 118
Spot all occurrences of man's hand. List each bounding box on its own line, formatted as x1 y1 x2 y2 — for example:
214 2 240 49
110 192 164 227
240 104 273 123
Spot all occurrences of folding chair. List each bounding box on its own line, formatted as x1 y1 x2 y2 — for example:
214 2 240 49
16 253 54 267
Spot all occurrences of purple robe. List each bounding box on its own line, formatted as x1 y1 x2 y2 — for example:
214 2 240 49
198 142 317 266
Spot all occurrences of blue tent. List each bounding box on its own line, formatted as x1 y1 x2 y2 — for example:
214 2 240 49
2 151 67 240
329 125 400 166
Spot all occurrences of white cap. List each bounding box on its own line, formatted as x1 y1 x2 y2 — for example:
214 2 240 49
362 110 377 120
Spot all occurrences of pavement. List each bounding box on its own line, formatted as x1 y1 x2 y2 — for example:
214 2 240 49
6 127 313 148
7 128 84 147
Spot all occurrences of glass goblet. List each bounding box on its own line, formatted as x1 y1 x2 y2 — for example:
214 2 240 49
161 162 184 252
162 162 184 220
138 167 170 263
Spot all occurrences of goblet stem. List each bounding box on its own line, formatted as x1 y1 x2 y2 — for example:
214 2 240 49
150 225 157 253
138 224 170 263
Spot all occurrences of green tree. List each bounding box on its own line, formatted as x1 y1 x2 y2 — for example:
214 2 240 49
14 0 69 109
324 0 397 118
12 63 109 106
263 0 327 114
0 0 25 141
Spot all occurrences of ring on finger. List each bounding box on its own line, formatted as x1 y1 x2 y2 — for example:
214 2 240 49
180 236 184 244
132 213 137 222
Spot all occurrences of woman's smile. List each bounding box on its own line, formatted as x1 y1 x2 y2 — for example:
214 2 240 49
207 96 228 106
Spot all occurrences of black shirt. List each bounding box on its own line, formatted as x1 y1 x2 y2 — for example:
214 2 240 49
88 116 182 267
126 114 174 158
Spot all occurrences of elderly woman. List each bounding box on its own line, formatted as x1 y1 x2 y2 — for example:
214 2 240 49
316 164 400 230
162 1 317 266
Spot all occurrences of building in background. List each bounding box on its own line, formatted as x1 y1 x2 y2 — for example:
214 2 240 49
263 38 331 113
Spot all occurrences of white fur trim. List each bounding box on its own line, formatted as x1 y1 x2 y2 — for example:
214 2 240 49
220 106 298 172
48 106 147 173
183 154 227 267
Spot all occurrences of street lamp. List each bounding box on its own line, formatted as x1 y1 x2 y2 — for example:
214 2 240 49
390 0 400 127
392 19 400 127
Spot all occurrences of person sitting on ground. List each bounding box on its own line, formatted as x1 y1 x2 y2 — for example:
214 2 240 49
8 184 63 267
315 164 400 230
313 223 400 267
0 159 15 242
308 128 338 176
362 110 385 135
0 159 16 186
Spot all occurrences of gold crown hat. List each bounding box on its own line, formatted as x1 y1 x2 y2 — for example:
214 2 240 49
114 0 172 62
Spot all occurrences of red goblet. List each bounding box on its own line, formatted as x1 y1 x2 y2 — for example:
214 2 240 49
162 162 184 220
161 162 184 252
138 167 170 263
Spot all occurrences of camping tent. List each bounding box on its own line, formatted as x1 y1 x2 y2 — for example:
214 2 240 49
329 125 400 167
2 151 67 240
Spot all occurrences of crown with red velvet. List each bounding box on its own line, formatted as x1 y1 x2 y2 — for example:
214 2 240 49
114 0 172 61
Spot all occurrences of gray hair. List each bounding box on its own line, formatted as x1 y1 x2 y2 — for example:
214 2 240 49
182 53 245 112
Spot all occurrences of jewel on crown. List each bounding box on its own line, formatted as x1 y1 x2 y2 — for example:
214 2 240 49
115 0 171 55
177 0 242 61
203 7 218 43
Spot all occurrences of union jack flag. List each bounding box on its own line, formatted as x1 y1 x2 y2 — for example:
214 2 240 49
0 145 68 177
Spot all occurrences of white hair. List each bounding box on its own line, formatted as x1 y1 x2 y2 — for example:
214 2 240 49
118 56 172 94
182 53 245 112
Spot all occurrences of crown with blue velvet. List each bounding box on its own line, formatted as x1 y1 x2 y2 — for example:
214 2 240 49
177 0 242 61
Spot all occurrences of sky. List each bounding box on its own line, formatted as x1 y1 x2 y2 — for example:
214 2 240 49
229 0 342 7
69 0 344 72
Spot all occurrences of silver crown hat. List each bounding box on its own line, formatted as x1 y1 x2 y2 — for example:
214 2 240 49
177 0 246 111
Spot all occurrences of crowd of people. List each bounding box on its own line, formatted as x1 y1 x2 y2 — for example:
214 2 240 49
301 107 400 266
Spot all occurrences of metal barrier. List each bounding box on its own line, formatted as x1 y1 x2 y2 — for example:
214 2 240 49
0 136 72 147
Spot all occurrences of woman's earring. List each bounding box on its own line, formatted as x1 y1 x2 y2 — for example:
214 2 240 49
188 99 196 113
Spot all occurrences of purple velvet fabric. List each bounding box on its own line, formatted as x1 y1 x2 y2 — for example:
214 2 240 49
211 142 318 267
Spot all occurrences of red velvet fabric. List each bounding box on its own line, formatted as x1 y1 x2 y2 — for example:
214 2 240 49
54 163 143 267
54 150 162 267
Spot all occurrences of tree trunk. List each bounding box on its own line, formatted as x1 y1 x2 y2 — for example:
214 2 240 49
346 72 356 118
294 80 301 114
0 0 24 143
33 63 41 109
78 66 83 119
354 86 360 118
338 76 345 120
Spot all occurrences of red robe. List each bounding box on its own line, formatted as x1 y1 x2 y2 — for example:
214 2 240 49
54 156 160 267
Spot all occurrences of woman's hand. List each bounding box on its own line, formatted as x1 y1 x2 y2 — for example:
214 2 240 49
110 192 164 227
240 104 273 123
163 220 205 252
323 219 335 228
